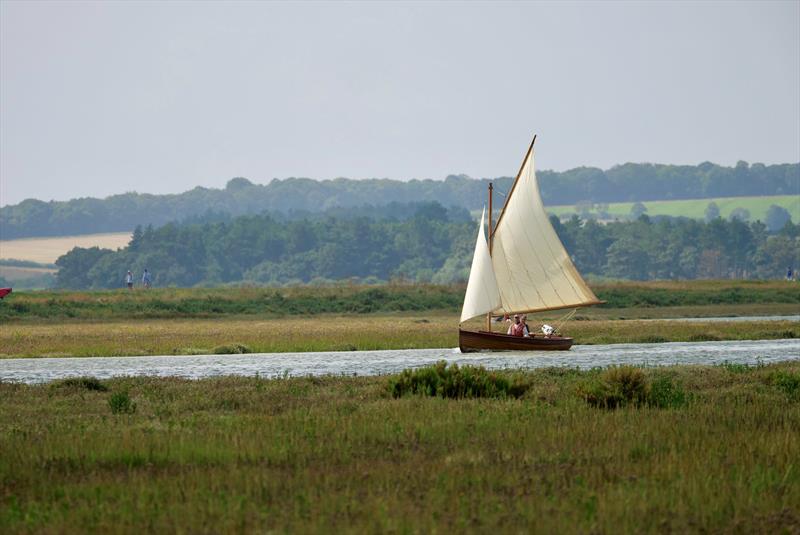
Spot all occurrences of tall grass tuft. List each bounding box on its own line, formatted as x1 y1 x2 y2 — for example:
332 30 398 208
770 370 800 401
50 377 108 392
108 390 136 414
212 343 251 354
721 362 752 374
647 376 688 408
580 366 648 408
389 361 529 399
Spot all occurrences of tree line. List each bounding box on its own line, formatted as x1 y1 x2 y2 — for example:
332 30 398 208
53 202 799 289
3 160 797 239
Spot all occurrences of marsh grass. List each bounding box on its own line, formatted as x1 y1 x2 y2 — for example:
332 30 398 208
1 362 798 533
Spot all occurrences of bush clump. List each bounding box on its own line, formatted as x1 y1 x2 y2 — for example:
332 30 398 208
580 367 690 409
50 377 108 392
647 376 688 408
637 335 669 344
687 333 721 342
212 343 251 354
109 391 137 414
580 366 648 408
770 371 800 401
721 362 752 374
389 361 528 399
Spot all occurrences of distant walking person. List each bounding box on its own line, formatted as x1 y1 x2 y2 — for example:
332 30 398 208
125 270 134 290
142 269 152 289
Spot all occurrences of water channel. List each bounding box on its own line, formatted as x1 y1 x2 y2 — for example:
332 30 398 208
1 338 798 384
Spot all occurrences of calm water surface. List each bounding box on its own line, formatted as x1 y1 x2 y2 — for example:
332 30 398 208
1 338 798 384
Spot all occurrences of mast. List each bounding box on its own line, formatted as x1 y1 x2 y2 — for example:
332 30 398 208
486 182 493 332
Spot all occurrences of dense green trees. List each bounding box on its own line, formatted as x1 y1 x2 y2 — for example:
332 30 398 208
53 203 799 289
766 205 792 232
3 161 797 239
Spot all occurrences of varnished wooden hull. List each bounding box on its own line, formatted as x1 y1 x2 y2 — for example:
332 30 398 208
459 329 573 353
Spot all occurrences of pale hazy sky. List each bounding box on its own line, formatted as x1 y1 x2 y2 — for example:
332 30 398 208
1 0 798 206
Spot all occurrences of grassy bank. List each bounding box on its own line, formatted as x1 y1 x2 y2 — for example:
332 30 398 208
1 314 797 358
1 281 796 358
2 362 799 533
1 280 798 321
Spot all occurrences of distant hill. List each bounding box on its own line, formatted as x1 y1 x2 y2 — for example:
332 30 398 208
1 161 797 239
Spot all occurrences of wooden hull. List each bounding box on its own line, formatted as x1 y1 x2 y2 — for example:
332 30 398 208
459 329 573 353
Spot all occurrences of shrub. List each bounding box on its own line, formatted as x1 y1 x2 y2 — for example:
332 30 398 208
687 333 721 342
637 335 668 344
580 366 648 408
389 361 528 399
647 376 688 408
770 371 800 401
212 343 251 354
721 362 751 374
109 391 137 414
50 377 108 392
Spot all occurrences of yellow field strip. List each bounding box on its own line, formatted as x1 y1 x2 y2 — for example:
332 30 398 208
0 232 132 264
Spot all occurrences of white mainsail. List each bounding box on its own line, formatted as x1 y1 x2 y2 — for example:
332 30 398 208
490 142 601 314
460 208 502 323
460 138 601 323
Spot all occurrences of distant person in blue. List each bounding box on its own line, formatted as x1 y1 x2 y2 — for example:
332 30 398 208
142 269 152 289
788 267 794 281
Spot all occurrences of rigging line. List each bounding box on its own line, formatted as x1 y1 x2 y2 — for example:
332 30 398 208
553 308 577 334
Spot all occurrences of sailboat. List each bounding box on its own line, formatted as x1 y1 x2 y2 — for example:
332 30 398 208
459 135 603 352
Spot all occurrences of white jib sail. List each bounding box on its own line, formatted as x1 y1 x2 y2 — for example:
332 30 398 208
460 207 502 323
491 148 601 314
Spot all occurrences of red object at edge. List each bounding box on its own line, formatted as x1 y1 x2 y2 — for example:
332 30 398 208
0 288 12 299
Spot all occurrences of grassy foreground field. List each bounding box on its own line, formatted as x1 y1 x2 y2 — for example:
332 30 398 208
1 362 799 533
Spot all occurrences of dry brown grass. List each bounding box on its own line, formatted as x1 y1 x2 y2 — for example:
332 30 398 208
0 314 456 357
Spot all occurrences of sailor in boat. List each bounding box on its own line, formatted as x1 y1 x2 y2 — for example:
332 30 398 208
506 314 530 337
521 315 531 337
